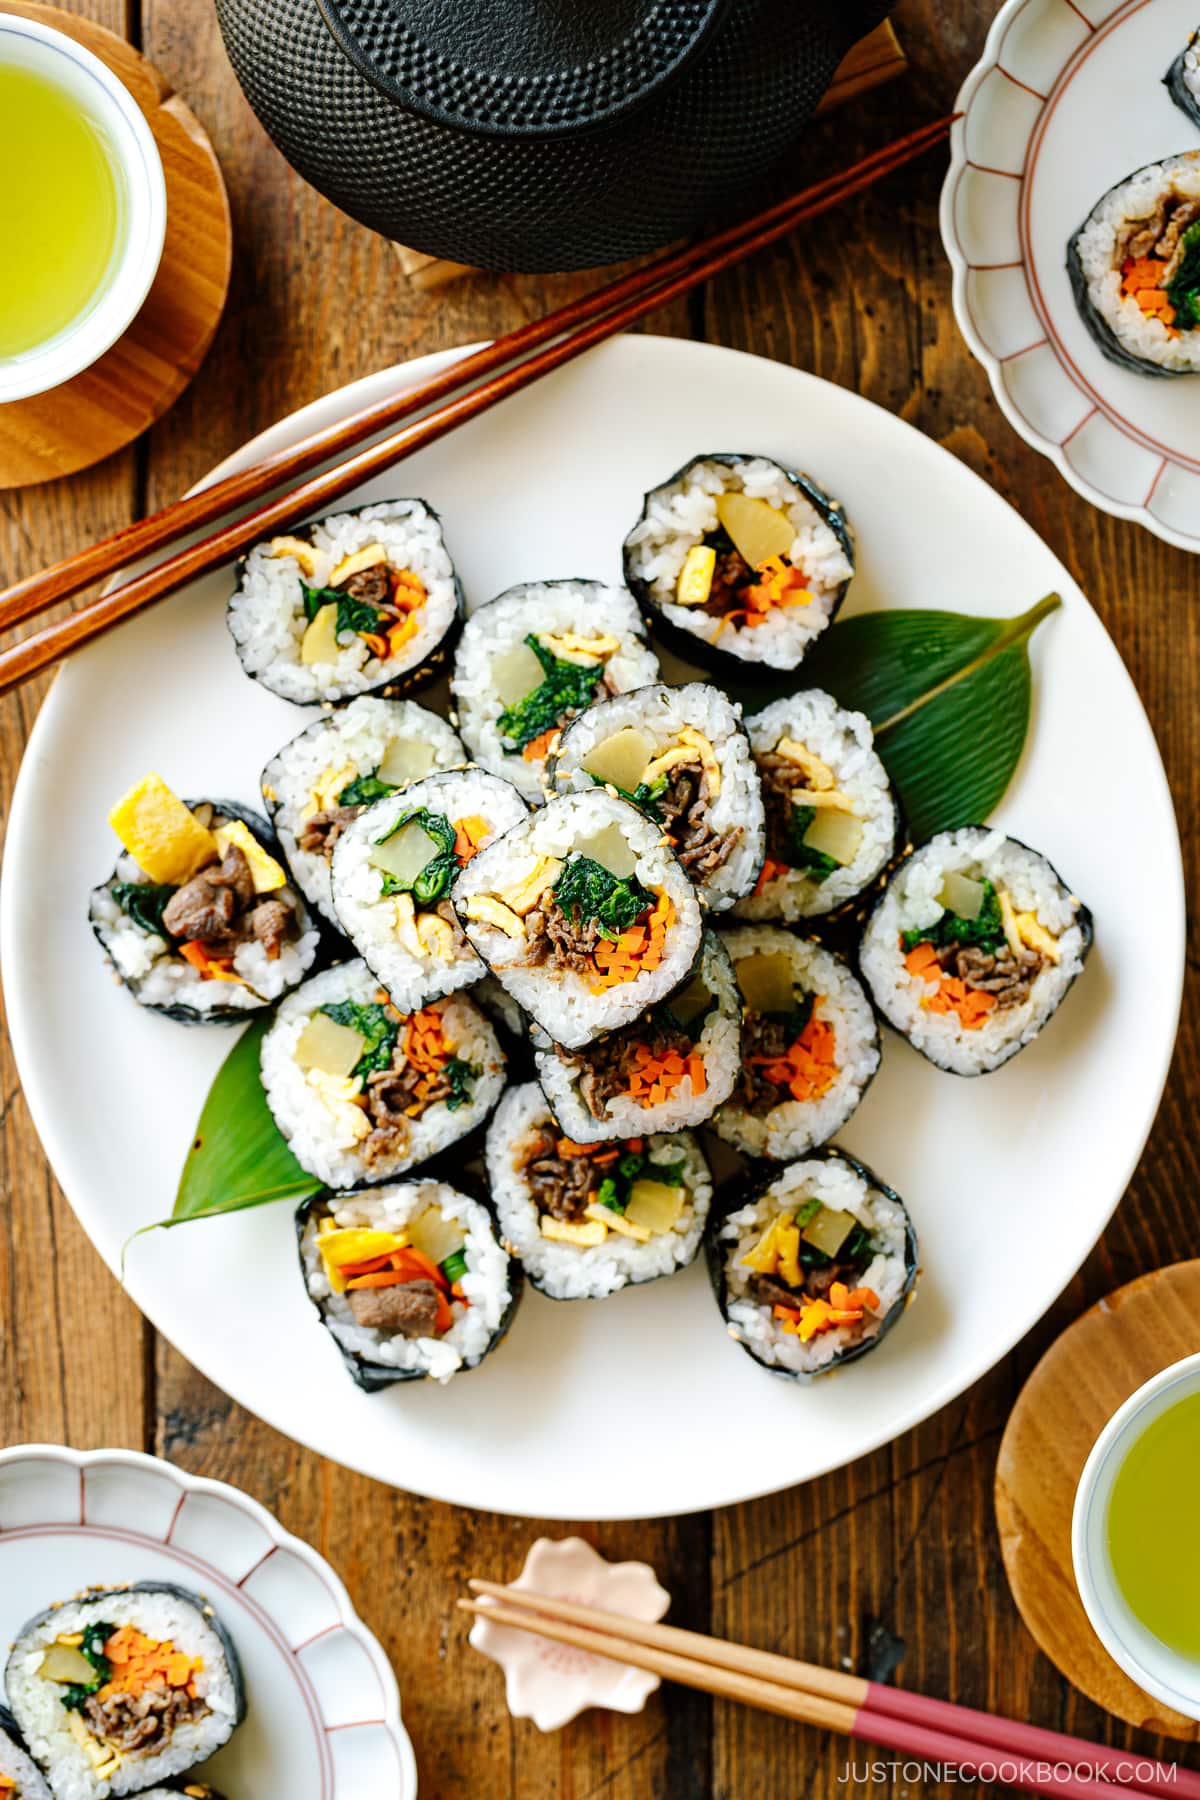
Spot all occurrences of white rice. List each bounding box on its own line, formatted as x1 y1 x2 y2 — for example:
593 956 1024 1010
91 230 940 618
88 822 320 1017
1072 153 1200 372
5 1587 240 1799
713 925 880 1158
733 689 898 921
227 499 460 703
486 1082 711 1299
1183 30 1200 104
261 959 505 1188
330 768 527 1011
623 455 853 669
262 696 465 926
718 1155 912 1376
859 826 1091 1076
534 930 742 1140
548 681 765 910
452 789 704 1049
300 1179 514 1383
0 1723 51 1798
451 580 660 802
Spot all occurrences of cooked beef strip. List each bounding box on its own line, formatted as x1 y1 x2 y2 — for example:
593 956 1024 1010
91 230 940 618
524 900 605 973
162 843 254 944
1122 198 1169 262
347 1277 441 1336
297 803 361 858
757 750 813 864
656 761 741 880
564 1022 693 1119
735 1011 802 1115
518 1127 598 1222
356 1036 452 1167
934 941 1045 1010
749 1253 868 1312
81 1685 206 1752
248 898 293 959
702 545 754 616
341 563 393 607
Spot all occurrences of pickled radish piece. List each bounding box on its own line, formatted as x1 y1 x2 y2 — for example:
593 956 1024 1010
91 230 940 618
294 1011 366 1078
494 640 545 704
583 728 653 792
938 871 985 919
378 736 437 785
802 807 863 867
735 952 795 1015
715 491 795 568
369 819 437 885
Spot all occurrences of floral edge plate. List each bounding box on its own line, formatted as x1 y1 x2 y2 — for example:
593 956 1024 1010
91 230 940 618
0 1445 417 1798
941 0 1200 549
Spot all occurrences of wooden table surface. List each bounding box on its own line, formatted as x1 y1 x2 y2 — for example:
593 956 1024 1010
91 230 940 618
2 3 1197 1796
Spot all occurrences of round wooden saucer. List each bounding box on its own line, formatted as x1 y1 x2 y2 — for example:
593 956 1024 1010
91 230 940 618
996 1260 1200 1741
0 1 232 488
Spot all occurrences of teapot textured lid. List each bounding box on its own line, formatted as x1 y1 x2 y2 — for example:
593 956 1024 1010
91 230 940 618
315 0 730 136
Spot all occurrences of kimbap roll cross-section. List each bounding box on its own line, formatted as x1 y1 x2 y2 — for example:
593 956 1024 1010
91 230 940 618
227 498 462 702
5 1583 244 1798
546 682 765 909
1166 29 1200 129
451 579 660 802
299 1180 521 1387
0 1708 52 1800
713 926 880 1159
622 453 853 671
262 960 505 1188
262 696 466 928
453 789 704 1049
533 930 742 1142
859 827 1093 1076
89 775 320 1022
331 768 528 1010
1069 154 1200 376
734 690 900 923
708 1149 917 1377
486 1082 711 1299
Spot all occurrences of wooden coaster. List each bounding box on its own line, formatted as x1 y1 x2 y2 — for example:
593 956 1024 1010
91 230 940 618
0 2 232 489
996 1261 1200 1741
394 20 908 290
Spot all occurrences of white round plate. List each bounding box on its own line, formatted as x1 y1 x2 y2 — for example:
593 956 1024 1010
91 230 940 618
1 336 1184 1519
0 1446 416 1795
941 0 1200 549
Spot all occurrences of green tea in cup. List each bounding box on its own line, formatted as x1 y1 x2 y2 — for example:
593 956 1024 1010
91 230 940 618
1106 1388 1200 1660
0 17 165 402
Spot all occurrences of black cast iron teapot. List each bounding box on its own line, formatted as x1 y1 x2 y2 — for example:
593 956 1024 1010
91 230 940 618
215 0 891 272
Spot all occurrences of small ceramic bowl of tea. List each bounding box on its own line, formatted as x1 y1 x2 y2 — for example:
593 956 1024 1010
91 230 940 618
1073 1350 1200 1718
0 15 166 402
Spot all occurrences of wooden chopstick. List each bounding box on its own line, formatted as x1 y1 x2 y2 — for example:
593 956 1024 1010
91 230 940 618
462 1585 1195 1800
0 113 952 637
0 115 954 698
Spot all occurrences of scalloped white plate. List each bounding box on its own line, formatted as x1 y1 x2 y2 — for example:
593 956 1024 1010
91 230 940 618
0 337 1184 1518
941 0 1200 549
0 1447 416 1797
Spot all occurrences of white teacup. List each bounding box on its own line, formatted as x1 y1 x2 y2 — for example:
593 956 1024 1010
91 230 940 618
0 16 166 402
1072 1351 1200 1719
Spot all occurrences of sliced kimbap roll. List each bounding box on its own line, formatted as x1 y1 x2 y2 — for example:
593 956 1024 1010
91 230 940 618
713 926 879 1159
299 1179 521 1388
227 498 462 703
135 1789 226 1798
89 774 320 1023
546 682 765 910
0 1706 52 1800
330 768 527 1011
859 826 1093 1076
532 930 741 1142
733 690 900 924
708 1149 917 1377
261 959 505 1188
622 453 853 672
453 789 704 1049
1068 153 1200 376
451 579 660 802
486 1082 711 1299
1165 30 1200 132
5 1582 244 1797
261 695 466 928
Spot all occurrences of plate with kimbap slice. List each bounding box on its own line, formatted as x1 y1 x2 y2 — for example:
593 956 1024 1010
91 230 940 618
1 332 1182 1518
943 0 1200 548
0 1445 415 1797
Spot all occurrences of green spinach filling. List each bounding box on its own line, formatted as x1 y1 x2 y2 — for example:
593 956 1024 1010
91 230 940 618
789 1198 876 1277
375 808 459 904
497 635 607 753
59 1620 116 1713
586 769 669 823
302 582 386 640
551 855 653 942
112 881 177 936
443 1055 481 1111
318 1000 400 1078
336 769 396 808
595 1148 686 1214
1167 220 1200 331
784 804 839 884
900 879 1006 956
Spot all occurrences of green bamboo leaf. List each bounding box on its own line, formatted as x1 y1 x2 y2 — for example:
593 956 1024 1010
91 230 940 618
739 595 1061 842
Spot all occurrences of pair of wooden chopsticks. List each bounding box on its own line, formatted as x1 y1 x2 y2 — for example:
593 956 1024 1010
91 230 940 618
460 1583 1198 1800
0 113 955 699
